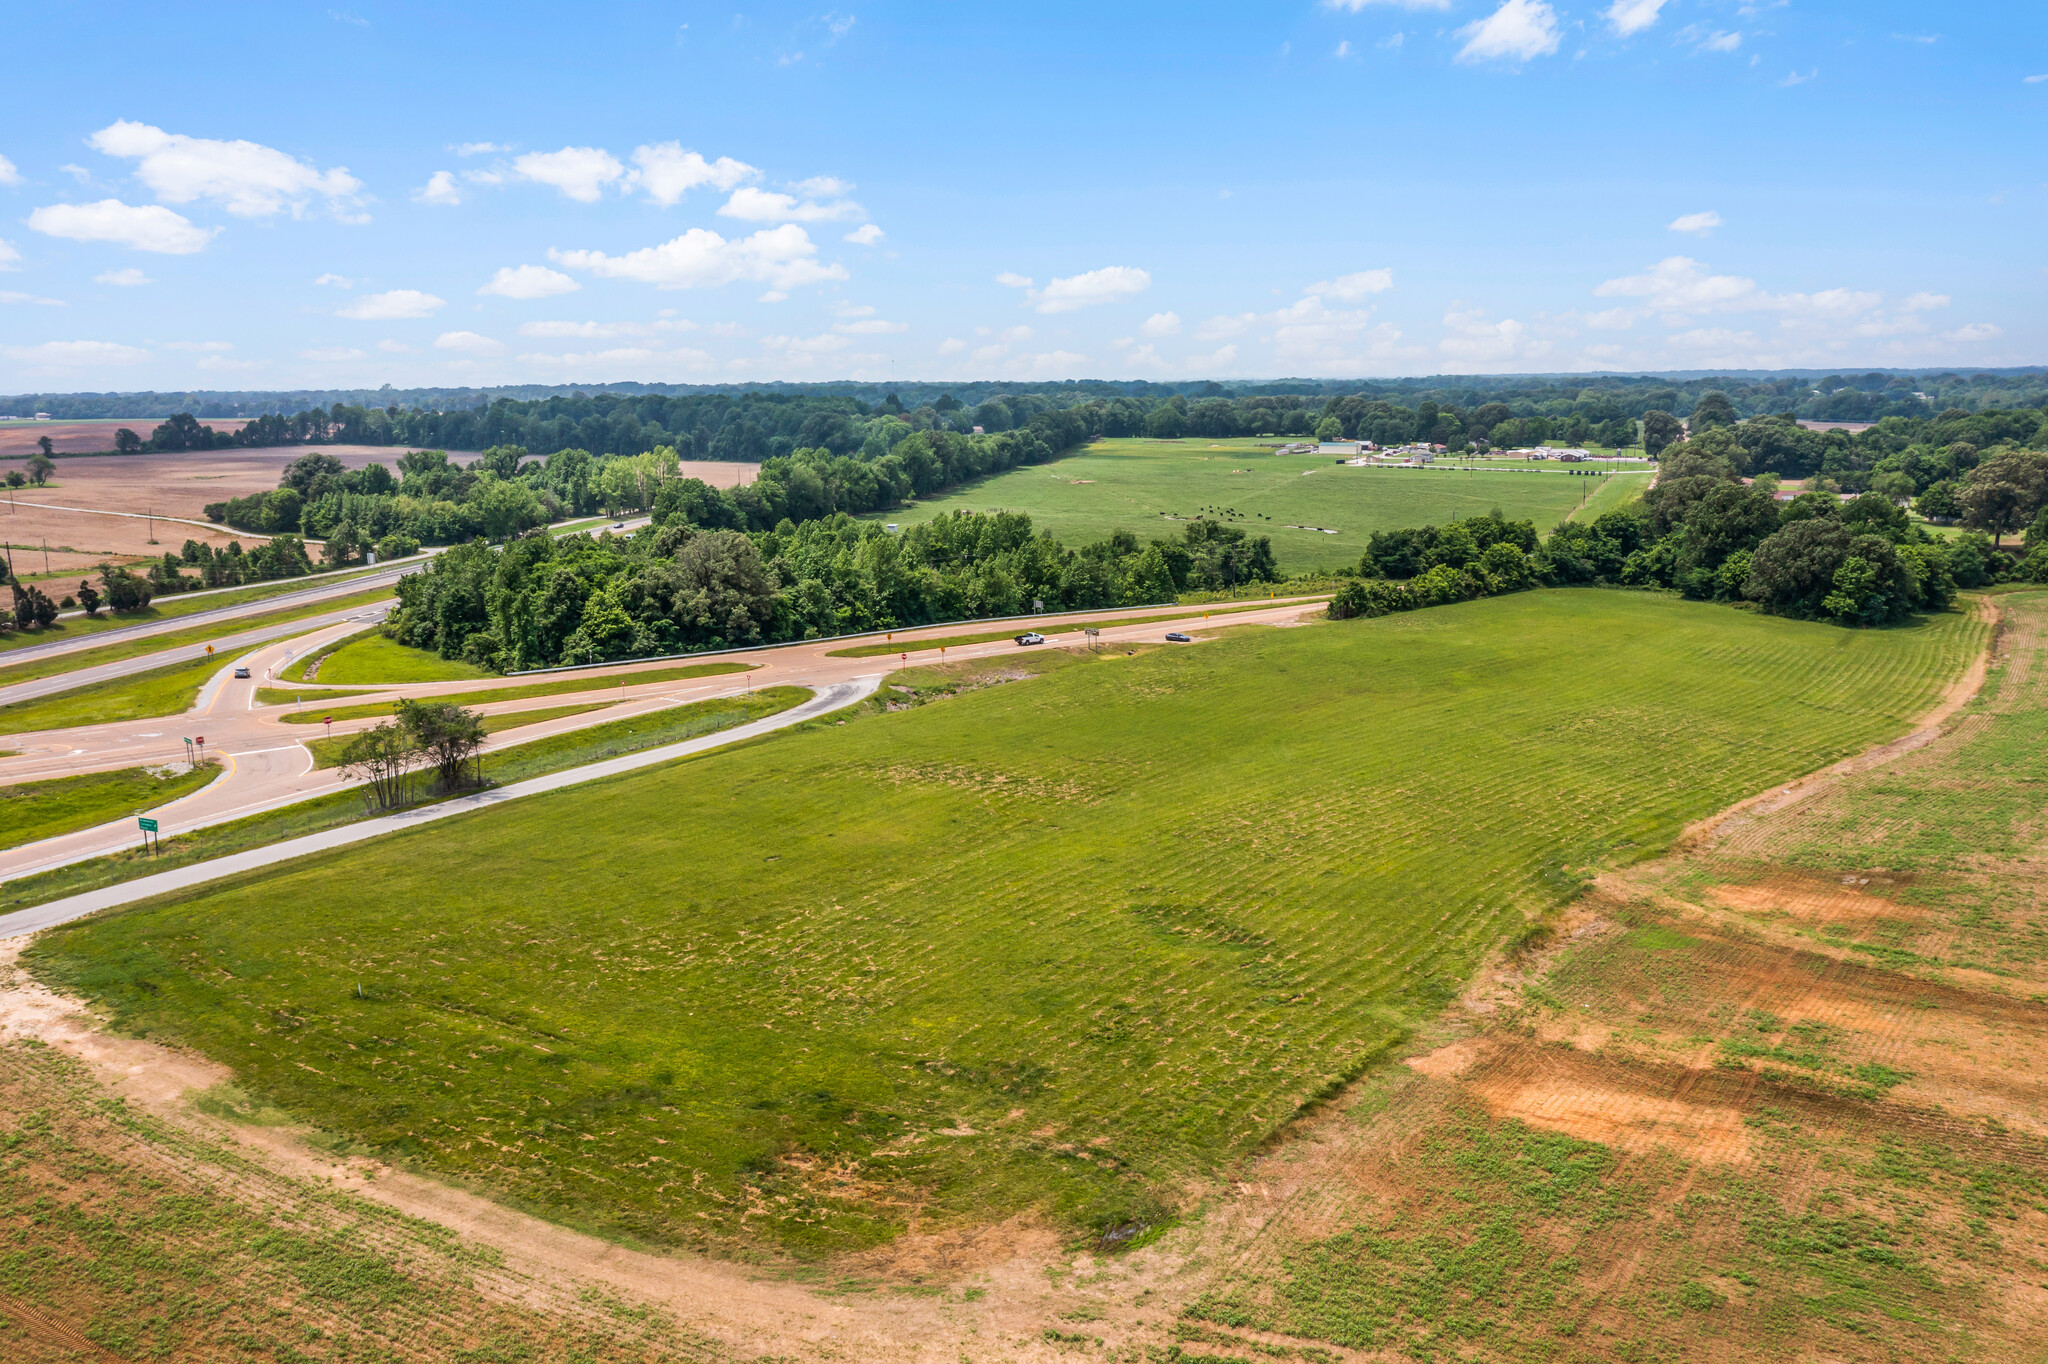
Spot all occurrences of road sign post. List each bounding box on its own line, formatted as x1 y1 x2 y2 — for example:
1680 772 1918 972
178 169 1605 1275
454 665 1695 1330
137 815 159 856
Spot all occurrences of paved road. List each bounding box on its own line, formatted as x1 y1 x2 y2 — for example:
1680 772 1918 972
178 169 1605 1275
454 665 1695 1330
0 678 881 939
0 561 416 671
0 597 397 707
0 592 1329 888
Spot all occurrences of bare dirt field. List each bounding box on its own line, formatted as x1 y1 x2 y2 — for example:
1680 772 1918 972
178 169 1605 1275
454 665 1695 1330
0 447 756 580
0 448 401 580
0 419 250 456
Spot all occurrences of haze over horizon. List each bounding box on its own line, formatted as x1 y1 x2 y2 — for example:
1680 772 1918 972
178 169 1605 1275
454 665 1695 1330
2 0 2042 393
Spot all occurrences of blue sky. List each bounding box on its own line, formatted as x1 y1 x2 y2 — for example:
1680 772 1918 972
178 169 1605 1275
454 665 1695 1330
1 1 2042 391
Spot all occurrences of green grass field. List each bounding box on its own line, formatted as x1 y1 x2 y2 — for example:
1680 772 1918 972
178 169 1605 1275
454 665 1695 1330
867 438 1651 573
273 660 754 724
0 652 226 735
306 701 615 767
28 591 1982 1260
288 630 491 685
0 761 218 851
823 600 1292 657
1 689 807 914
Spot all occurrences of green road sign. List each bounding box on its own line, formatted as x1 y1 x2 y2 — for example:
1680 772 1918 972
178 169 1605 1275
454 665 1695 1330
137 817 159 832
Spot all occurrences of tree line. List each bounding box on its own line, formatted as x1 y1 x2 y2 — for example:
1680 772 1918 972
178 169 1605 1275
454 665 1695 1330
385 510 1277 673
1330 430 2048 628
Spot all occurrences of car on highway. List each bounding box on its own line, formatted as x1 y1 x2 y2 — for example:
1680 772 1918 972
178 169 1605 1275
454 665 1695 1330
1014 631 1046 646
232 666 252 678
1164 631 1192 643
611 522 626 530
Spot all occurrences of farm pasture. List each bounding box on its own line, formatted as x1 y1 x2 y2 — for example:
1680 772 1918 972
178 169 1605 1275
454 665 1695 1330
27 591 1983 1261
869 437 1652 573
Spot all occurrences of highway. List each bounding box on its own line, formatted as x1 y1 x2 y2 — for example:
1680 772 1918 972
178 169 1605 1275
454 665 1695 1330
0 594 1330 896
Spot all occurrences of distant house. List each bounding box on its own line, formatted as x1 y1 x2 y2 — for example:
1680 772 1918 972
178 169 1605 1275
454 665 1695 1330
1315 441 1364 454
1277 441 1316 454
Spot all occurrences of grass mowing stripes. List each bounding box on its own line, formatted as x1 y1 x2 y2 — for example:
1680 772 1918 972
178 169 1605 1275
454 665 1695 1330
868 437 1648 574
0 761 218 851
272 660 755 723
26 591 1984 1259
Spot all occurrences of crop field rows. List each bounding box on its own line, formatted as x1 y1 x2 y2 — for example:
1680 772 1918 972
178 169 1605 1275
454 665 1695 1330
25 591 1984 1271
1172 592 2046 1364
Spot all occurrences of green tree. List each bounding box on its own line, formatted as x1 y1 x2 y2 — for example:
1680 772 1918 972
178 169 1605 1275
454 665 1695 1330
1314 416 1344 443
338 722 420 811
25 453 55 486
113 428 143 454
1958 450 2048 544
76 579 102 617
35 435 54 457
397 699 487 793
1689 391 1738 430
1641 410 1684 456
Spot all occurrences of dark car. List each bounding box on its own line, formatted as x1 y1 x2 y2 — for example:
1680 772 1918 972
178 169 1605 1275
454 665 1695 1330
1164 631 1192 643
232 666 251 678
1014 632 1046 646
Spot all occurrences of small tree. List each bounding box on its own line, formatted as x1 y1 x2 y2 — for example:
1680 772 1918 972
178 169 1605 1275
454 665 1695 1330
338 722 420 812
35 435 54 457
76 580 102 617
398 699 487 792
26 453 55 486
4 471 22 489
114 428 143 454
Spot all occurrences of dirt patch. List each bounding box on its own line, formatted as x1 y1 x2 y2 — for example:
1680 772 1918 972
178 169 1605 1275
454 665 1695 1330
1462 1050 1757 1164
1709 870 1927 926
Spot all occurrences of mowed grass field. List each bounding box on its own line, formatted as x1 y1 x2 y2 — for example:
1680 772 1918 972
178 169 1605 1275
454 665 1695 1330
868 437 1651 573
285 629 492 685
28 592 1982 1260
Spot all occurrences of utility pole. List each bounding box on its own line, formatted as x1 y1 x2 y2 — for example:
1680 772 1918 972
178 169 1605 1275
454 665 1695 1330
40 538 49 576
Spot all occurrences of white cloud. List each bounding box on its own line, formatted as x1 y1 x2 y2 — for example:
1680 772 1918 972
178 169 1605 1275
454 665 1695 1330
1335 40 1353 58
164 340 233 351
454 141 509 156
1380 33 1405 48
435 330 507 355
843 223 884 245
1603 0 1667 36
27 199 215 254
549 224 846 292
1583 307 1640 330
0 155 20 187
834 318 908 334
0 290 65 306
194 353 262 372
794 176 854 198
95 267 151 286
1140 311 1182 337
1595 256 1760 313
1322 0 1450 9
760 332 852 355
825 12 857 39
513 146 625 202
0 238 18 269
1307 268 1394 300
2025 74 2048 84
299 346 367 361
478 263 579 299
717 186 864 223
936 337 966 355
87 120 360 218
1456 0 1561 64
516 318 695 339
995 272 1034 289
1779 68 1818 86
1030 265 1151 313
336 288 444 320
1946 323 2002 342
628 143 756 205
1686 28 1742 53
1668 210 1723 235
377 339 413 352
1439 308 1542 365
313 272 354 288
515 346 715 381
1 339 148 367
414 170 463 206
1903 292 1950 312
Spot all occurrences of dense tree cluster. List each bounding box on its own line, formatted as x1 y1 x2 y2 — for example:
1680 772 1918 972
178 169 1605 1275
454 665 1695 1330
1335 431 2018 628
385 511 1276 673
